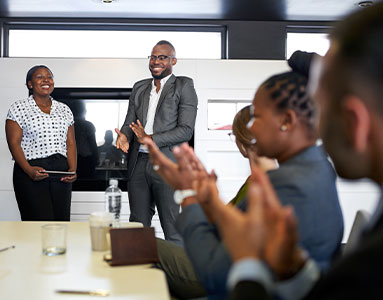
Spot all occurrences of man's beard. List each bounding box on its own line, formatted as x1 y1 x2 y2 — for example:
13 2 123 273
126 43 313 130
150 69 166 80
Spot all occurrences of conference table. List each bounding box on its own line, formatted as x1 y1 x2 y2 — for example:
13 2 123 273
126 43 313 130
0 221 170 300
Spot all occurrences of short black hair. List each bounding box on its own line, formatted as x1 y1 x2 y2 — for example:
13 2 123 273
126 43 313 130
26 65 53 96
155 40 176 55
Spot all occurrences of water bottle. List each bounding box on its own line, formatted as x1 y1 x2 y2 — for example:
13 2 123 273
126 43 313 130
105 179 122 225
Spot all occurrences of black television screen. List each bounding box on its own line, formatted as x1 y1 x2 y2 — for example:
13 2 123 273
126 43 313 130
52 88 132 191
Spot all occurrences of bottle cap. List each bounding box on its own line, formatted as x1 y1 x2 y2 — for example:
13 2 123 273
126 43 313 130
109 179 118 186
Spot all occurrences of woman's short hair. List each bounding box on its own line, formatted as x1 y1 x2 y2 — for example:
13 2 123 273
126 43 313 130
26 65 53 95
232 105 254 148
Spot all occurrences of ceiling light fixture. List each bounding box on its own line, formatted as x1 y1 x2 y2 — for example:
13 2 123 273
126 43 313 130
102 0 114 3
357 1 374 7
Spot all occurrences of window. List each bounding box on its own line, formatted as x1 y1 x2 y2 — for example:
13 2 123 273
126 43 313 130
208 100 251 130
6 26 224 59
286 32 330 59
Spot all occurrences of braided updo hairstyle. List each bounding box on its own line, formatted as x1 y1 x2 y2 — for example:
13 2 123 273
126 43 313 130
261 51 317 131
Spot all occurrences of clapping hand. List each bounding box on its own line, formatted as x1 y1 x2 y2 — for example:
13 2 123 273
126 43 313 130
129 120 151 144
142 138 204 191
247 150 277 173
115 128 130 153
192 171 223 223
213 165 306 279
143 137 222 217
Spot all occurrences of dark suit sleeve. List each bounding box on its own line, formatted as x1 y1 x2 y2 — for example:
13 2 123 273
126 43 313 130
230 281 271 300
301 229 383 300
230 231 383 300
120 82 139 143
175 204 232 295
152 77 198 148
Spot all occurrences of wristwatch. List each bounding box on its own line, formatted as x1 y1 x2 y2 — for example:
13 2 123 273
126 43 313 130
173 189 197 204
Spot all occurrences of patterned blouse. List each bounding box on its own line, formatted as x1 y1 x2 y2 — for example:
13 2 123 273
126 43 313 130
6 95 74 160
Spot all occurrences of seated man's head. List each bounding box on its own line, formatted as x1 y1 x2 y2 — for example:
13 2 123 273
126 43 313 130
247 51 317 163
313 2 383 182
104 130 114 145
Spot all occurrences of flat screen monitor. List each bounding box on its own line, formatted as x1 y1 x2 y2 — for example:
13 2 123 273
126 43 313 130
52 88 132 191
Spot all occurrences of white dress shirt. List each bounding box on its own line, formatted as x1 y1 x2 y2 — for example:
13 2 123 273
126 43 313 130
139 74 172 152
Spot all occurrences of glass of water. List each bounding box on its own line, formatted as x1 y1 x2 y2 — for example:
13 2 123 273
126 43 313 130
41 224 67 256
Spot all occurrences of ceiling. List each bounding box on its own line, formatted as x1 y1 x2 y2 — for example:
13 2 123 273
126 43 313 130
0 0 377 22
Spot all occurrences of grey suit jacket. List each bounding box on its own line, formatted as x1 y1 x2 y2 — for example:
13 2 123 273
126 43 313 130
120 74 198 179
176 145 344 297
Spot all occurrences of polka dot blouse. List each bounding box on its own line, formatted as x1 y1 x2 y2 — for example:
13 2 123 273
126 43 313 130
6 95 74 160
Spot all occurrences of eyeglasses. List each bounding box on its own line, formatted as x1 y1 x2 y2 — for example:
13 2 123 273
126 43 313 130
228 131 256 145
148 55 174 62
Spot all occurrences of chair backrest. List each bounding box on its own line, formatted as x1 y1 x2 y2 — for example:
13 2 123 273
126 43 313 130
343 210 371 254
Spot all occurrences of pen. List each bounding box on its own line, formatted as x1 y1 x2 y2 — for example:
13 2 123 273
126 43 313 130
55 289 110 296
0 245 15 253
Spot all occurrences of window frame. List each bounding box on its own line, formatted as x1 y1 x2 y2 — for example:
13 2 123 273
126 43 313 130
285 25 332 59
3 22 227 58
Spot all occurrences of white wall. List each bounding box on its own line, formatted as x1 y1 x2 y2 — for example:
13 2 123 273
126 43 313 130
0 57 380 242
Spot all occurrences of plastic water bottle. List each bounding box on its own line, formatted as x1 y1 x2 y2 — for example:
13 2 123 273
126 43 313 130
105 179 122 225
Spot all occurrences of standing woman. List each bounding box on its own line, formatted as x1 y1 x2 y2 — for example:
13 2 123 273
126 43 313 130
5 65 77 221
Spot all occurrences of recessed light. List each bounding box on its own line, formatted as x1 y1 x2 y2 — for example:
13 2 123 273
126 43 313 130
357 1 374 7
91 0 116 3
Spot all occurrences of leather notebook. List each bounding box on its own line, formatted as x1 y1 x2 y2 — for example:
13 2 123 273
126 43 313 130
107 227 159 266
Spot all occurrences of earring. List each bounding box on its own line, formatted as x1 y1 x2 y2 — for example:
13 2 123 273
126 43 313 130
281 125 287 132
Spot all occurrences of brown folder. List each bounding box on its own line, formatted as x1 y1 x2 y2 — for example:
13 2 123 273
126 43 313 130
107 227 159 266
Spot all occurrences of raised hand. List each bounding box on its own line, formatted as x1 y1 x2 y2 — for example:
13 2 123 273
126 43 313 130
143 138 198 191
247 150 277 172
129 120 151 144
249 166 305 278
142 137 182 188
193 171 219 205
192 171 223 223
213 181 266 261
177 143 211 178
213 164 306 278
115 128 129 153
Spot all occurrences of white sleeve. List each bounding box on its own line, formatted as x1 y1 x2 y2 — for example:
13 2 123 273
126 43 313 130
227 258 274 293
274 259 320 300
6 104 19 123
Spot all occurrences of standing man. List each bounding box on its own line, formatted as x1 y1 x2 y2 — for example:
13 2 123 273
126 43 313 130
116 40 198 245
